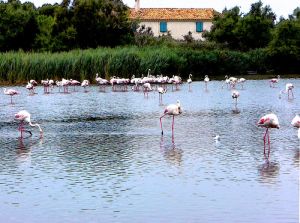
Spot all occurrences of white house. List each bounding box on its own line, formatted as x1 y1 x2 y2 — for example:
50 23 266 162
129 0 217 40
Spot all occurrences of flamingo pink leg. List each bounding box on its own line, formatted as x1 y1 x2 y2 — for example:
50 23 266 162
172 115 175 135
160 114 167 135
263 128 269 159
267 129 271 159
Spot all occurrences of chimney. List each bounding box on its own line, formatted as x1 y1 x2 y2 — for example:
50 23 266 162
135 0 140 11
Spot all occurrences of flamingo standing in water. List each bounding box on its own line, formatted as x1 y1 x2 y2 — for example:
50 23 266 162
15 110 43 138
204 75 209 90
285 83 294 99
269 75 280 88
81 80 90 92
160 100 182 135
26 82 35 95
257 113 280 160
187 74 192 91
143 83 152 98
231 90 240 110
291 114 300 139
157 86 167 104
4 88 19 104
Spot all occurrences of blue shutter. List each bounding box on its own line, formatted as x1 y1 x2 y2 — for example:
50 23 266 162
196 22 203 32
160 22 167 33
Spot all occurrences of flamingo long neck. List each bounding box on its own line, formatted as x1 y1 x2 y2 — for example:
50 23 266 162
29 122 43 132
298 128 300 139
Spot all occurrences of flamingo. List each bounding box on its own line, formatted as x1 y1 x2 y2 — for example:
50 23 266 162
30 79 38 86
222 75 230 89
291 114 300 139
15 110 43 138
231 90 240 110
187 74 192 91
238 78 246 89
285 83 294 99
4 88 19 104
81 80 90 92
160 100 182 135
143 83 152 98
257 113 280 160
204 75 209 90
26 82 35 94
269 75 280 88
157 86 167 104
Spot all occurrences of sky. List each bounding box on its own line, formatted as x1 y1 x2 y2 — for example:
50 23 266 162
22 0 299 19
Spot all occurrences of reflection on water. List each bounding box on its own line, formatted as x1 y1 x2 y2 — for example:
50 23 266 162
0 79 299 223
258 161 280 184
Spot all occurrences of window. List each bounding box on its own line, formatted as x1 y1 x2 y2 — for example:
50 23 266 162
160 21 167 33
196 22 203 32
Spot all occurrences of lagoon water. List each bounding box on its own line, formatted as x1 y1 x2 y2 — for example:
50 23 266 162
0 79 299 223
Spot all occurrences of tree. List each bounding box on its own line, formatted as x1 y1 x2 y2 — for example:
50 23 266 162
72 0 133 48
0 0 39 51
203 6 241 49
267 10 300 72
235 1 276 51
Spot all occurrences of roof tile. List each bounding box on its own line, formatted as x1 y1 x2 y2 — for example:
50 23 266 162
129 8 216 20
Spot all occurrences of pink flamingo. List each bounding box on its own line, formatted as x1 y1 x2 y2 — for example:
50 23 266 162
231 90 240 110
4 88 19 104
143 83 152 98
187 74 192 91
204 75 209 90
15 110 43 138
26 82 35 94
160 100 182 135
285 83 294 99
157 86 167 104
291 114 300 139
269 75 280 88
81 80 90 92
257 113 280 159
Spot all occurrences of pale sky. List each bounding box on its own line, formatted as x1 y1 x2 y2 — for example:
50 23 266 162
23 0 299 19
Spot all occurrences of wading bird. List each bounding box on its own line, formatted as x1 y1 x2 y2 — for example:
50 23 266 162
160 100 182 135
4 88 19 104
269 75 280 88
231 90 240 110
204 75 209 90
291 114 300 139
187 74 192 91
257 113 280 160
15 110 43 138
157 86 167 104
285 83 294 100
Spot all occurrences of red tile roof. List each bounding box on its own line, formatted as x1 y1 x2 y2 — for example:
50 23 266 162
129 8 216 21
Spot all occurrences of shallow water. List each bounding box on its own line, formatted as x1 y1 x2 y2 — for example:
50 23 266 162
0 80 299 223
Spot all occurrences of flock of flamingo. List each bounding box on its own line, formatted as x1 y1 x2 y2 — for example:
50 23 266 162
2 71 299 161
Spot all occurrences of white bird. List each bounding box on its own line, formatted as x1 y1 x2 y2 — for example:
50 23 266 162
143 83 152 98
285 83 294 99
187 74 192 91
269 75 280 88
157 86 167 104
160 100 182 135
4 88 19 104
214 135 220 141
291 114 300 139
257 113 280 159
238 78 246 89
231 90 240 109
15 110 43 138
26 82 35 94
81 80 90 92
204 75 209 90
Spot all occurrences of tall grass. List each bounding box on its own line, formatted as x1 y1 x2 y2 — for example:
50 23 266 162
0 45 288 85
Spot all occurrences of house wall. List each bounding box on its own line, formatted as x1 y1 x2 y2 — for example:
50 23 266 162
139 21 213 40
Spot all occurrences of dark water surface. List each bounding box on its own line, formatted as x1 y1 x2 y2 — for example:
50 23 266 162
0 80 299 223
